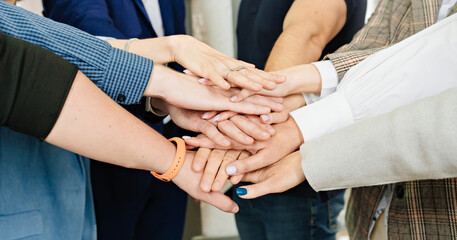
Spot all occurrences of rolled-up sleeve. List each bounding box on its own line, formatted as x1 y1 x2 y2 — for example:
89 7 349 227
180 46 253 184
0 1 153 105
0 31 77 139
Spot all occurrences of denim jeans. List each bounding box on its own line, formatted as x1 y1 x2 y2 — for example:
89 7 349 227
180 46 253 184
234 191 345 240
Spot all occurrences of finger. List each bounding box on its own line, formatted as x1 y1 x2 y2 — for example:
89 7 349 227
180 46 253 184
227 101 271 115
226 70 264 92
218 120 254 145
229 174 245 185
183 69 199 77
192 148 212 172
244 95 284 112
200 149 227 192
207 70 231 90
202 111 218 120
184 135 217 149
213 111 237 122
197 120 231 147
260 112 290 124
226 151 274 175
235 180 275 199
230 89 254 102
212 150 242 191
254 68 287 84
230 115 271 141
238 60 256 69
199 191 239 213
246 115 275 136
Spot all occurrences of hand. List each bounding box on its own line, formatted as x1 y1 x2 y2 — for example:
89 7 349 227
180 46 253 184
145 65 282 115
229 64 322 101
172 151 239 213
169 35 285 91
259 94 307 124
192 148 250 192
234 151 305 199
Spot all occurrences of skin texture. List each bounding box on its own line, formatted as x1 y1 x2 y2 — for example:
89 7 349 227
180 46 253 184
46 71 239 213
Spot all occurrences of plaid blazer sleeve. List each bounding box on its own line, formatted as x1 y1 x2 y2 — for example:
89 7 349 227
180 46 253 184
0 1 153 105
324 0 393 80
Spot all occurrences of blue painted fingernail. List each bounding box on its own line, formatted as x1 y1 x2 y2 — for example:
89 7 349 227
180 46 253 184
236 188 247 196
226 166 237 175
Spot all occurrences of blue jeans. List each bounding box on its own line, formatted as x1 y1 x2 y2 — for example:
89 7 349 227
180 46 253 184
234 191 345 240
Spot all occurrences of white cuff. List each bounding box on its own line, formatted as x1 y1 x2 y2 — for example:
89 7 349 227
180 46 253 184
290 91 354 142
302 93 320 105
312 60 338 98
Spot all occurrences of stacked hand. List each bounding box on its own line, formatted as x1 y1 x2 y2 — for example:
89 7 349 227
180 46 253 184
120 35 323 212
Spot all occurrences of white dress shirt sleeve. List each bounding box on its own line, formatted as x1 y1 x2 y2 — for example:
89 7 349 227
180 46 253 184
291 13 457 142
302 60 339 105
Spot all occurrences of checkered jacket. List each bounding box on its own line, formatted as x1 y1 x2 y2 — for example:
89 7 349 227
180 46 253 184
324 0 457 239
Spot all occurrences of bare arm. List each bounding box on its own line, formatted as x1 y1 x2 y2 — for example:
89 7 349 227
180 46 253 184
264 0 347 71
45 71 238 213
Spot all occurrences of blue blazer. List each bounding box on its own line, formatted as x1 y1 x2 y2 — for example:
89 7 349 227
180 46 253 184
43 0 186 38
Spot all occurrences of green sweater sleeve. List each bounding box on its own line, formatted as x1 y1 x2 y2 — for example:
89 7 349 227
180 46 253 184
0 30 78 139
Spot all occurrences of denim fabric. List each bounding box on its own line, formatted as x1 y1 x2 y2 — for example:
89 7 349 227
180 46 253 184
0 127 96 239
234 191 345 240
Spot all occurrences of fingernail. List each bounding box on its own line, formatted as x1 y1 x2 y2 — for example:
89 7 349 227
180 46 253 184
232 205 239 213
261 115 270 122
183 69 191 74
230 96 238 102
198 78 209 84
194 162 202 171
182 136 191 139
236 188 247 196
202 182 211 192
213 114 221 121
226 166 237 175
212 181 220 190
202 112 210 119
261 132 270 138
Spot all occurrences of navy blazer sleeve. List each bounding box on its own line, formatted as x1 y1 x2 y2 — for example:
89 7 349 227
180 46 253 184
43 0 127 38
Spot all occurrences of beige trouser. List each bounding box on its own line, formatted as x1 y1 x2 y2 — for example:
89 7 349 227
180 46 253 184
370 211 388 240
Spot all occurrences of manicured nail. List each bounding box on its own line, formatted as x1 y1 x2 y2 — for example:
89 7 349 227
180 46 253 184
213 114 221 121
226 166 237 175
182 136 191 139
198 78 209 84
212 181 220 190
236 188 247 196
202 112 210 119
230 96 238 102
183 69 191 74
202 182 211 192
232 205 239 213
194 162 202 171
261 115 270 122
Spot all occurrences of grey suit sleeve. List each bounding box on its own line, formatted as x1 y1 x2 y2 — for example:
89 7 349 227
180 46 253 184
301 88 457 191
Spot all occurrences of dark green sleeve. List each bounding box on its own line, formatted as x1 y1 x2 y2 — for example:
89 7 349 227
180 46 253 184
0 30 78 139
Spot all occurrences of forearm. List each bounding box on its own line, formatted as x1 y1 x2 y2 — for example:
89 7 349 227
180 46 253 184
264 0 346 71
302 88 457 191
107 37 174 64
46 71 175 173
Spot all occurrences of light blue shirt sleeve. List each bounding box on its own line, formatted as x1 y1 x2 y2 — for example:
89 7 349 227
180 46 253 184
0 1 153 105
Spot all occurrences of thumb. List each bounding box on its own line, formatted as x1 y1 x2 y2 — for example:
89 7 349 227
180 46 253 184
234 179 275 199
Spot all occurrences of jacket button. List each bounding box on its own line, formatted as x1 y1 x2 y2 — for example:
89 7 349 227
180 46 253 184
395 185 404 199
117 94 126 102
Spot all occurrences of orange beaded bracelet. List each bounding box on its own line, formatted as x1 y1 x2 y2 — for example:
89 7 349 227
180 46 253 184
150 137 186 182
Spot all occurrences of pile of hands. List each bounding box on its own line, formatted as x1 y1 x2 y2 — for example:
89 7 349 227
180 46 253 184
140 35 321 213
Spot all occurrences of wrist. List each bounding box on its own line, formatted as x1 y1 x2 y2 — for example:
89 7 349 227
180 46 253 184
144 64 172 99
296 64 322 94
